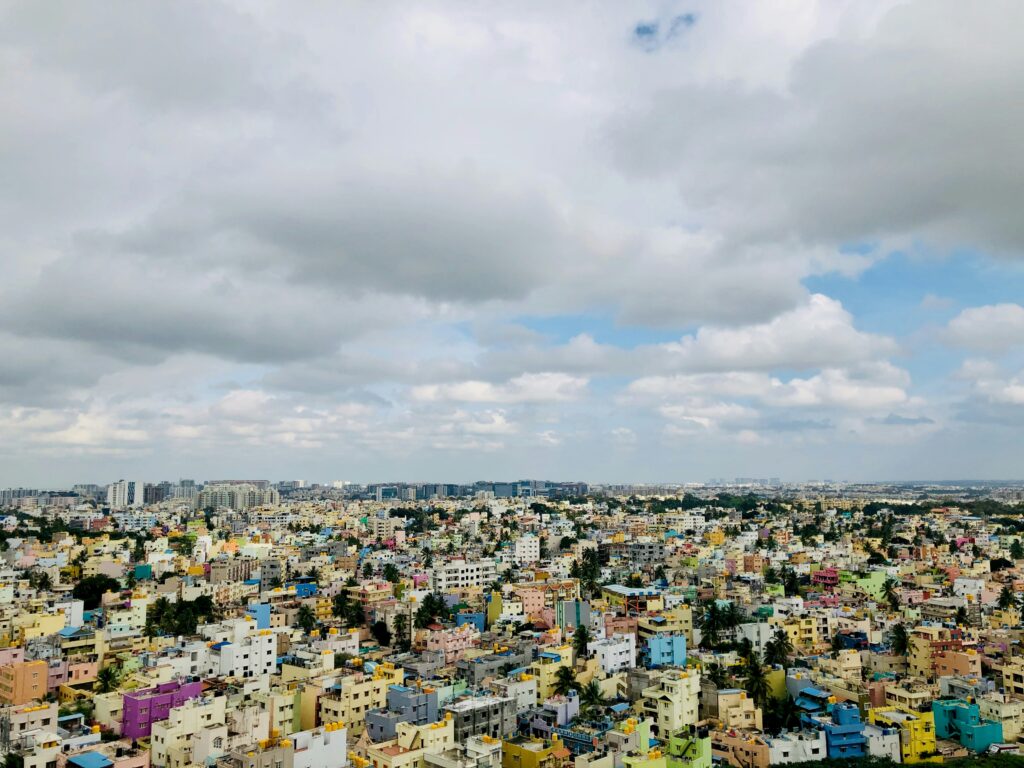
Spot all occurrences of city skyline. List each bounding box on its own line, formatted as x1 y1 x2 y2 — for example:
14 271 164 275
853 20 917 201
3 1 1024 484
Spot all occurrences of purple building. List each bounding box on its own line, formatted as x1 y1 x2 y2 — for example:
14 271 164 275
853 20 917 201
121 679 203 738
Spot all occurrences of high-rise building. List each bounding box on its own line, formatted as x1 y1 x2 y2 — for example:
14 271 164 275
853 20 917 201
107 479 145 509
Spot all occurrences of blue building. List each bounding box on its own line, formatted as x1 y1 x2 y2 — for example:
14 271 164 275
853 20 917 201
643 634 687 668
804 701 867 759
933 699 1003 754
246 603 272 629
794 687 832 716
365 684 439 741
456 611 486 633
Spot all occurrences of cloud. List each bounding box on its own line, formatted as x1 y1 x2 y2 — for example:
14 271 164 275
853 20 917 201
411 373 588 404
660 294 896 371
0 0 1017 482
612 0 1024 257
945 304 1024 354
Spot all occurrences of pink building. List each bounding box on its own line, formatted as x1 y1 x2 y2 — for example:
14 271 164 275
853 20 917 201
424 625 480 663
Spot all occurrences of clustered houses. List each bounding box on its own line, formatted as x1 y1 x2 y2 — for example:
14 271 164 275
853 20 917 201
1 480 1024 768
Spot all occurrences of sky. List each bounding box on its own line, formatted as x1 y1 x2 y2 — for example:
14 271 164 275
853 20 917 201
3 0 1024 487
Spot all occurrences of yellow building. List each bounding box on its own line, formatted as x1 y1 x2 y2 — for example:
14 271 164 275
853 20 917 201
770 616 817 651
366 717 456 768
1003 659 1024 699
502 736 568 768
640 670 700 735
528 646 574 701
637 606 694 646
319 663 404 735
868 707 938 764
716 689 762 731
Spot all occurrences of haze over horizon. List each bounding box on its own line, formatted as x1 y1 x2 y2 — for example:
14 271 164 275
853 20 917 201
3 1 1024 487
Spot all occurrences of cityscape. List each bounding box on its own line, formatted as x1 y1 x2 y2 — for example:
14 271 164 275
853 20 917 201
0 479 1023 768
3 3 1024 768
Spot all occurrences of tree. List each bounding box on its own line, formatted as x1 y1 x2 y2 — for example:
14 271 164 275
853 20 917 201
1011 539 1024 560
580 680 607 716
95 664 121 693
654 565 668 583
830 632 845 657
393 614 411 652
888 623 910 656
332 590 351 619
705 663 729 689
736 637 754 663
955 606 969 626
296 604 317 635
344 601 364 629
553 665 577 696
764 628 794 668
742 652 770 707
383 564 400 583
763 695 800 736
697 602 724 648
362 562 373 578
370 620 392 647
573 625 592 659
73 575 121 610
723 602 747 633
881 578 901 611
998 584 1016 611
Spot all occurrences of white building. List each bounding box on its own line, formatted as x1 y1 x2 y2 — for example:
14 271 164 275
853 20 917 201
767 731 828 764
513 536 541 566
107 479 146 509
431 559 497 591
291 723 347 768
864 723 902 762
590 633 637 674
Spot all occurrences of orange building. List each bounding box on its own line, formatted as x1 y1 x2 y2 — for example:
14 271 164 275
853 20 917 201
0 659 48 705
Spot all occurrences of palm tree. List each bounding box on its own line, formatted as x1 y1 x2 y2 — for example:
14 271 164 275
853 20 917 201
580 679 607 715
332 590 350 619
553 666 577 696
723 602 747 634
393 613 411 652
698 602 723 648
705 662 729 689
95 664 121 693
881 578 901 611
763 628 793 668
742 652 770 707
573 625 592 660
888 623 910 656
998 585 1016 611
296 604 317 635
736 637 754 663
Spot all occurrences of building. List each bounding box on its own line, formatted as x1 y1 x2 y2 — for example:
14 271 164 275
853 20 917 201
932 699 1003 754
590 634 636 675
642 636 687 669
444 695 518 742
514 537 542 566
366 684 440 742
432 560 498 592
867 707 937 764
0 659 49 705
122 679 204 739
197 484 279 512
640 671 700 736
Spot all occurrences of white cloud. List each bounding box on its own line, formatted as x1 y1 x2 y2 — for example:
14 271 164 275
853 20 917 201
661 294 896 371
945 304 1024 354
411 373 588 404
